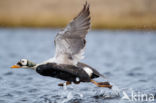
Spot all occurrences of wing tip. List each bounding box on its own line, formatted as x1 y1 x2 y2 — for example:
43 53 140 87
74 1 90 20
84 1 90 8
84 1 90 13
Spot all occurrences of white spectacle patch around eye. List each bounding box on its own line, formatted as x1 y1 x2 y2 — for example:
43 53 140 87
20 59 27 66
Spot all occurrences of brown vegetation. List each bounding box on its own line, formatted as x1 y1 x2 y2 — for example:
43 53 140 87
0 0 156 29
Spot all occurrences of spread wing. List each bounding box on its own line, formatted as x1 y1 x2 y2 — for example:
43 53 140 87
54 2 91 65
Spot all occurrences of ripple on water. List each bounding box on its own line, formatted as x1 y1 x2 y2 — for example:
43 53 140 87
2 93 14 98
3 71 13 76
0 29 156 103
0 100 7 103
127 72 144 77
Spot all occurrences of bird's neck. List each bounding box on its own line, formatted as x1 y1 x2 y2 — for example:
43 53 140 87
27 60 37 70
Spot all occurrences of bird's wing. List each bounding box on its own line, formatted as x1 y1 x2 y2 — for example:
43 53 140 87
54 2 90 65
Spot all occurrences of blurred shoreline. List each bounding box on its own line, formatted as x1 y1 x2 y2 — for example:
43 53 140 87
0 0 156 30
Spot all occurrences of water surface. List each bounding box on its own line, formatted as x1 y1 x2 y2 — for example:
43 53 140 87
0 28 156 103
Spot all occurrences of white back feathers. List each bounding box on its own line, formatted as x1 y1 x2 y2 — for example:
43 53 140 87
83 67 93 77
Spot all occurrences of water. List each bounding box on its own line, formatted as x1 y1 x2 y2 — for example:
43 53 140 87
0 28 156 103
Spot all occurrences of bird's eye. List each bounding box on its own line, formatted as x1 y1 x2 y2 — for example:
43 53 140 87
20 59 27 66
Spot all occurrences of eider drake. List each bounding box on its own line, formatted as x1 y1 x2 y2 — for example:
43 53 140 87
11 2 112 89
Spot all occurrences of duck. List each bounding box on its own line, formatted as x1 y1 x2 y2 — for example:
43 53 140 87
11 2 112 89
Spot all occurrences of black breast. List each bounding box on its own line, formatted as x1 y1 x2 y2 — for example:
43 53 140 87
36 63 91 83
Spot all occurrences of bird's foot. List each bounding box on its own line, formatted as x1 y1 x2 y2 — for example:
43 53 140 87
58 83 64 86
97 82 112 89
58 81 71 86
91 80 112 89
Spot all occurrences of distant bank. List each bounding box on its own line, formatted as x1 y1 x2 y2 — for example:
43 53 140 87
0 0 156 29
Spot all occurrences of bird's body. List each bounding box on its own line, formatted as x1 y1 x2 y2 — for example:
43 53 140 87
11 2 112 89
36 62 100 83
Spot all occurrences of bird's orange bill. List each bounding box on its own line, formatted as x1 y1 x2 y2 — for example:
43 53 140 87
11 65 21 68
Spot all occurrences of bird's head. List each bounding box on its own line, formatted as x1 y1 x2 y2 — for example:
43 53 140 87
11 59 36 69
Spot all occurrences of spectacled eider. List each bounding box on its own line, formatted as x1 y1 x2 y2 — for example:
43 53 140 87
11 2 112 89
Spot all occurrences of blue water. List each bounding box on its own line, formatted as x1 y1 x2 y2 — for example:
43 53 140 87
0 28 156 103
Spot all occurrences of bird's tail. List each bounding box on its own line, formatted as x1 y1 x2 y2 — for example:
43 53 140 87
99 73 106 79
